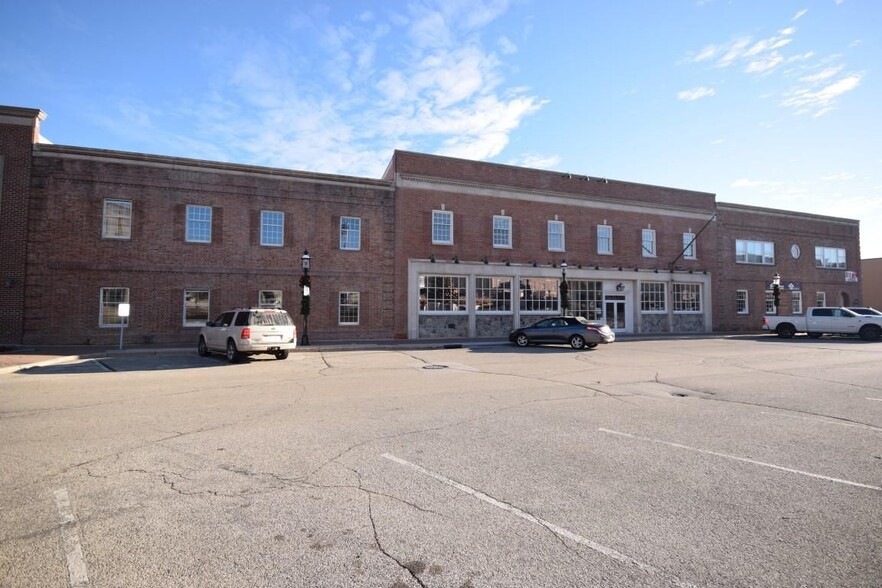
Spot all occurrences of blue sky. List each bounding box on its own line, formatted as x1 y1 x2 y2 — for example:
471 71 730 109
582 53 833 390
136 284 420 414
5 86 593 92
2 0 880 259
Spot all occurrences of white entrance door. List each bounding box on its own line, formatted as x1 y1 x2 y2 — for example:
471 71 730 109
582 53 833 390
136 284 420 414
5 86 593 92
604 295 627 332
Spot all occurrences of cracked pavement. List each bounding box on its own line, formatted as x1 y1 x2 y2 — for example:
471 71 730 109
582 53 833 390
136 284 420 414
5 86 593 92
1 337 880 587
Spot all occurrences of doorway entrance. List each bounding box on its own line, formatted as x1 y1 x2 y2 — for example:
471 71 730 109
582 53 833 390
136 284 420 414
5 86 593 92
604 294 627 331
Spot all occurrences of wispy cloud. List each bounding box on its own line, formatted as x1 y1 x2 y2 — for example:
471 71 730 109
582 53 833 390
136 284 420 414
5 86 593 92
109 0 546 177
780 72 862 117
690 27 796 75
792 9 808 21
677 86 716 101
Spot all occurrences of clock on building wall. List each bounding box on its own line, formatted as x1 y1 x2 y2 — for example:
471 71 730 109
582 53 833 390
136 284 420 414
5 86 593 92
790 244 801 259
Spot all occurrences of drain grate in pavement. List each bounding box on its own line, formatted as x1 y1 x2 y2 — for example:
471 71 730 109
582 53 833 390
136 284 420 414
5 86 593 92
423 364 448 370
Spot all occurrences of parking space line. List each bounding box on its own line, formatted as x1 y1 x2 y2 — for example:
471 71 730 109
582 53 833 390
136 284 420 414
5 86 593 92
53 488 91 587
598 428 881 491
760 411 882 432
867 397 882 402
382 453 696 588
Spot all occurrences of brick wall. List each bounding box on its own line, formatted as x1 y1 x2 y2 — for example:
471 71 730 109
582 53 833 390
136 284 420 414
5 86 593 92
714 203 861 331
23 146 396 345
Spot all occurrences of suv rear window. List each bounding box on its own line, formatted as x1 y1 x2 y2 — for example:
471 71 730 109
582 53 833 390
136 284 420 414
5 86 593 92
236 310 293 326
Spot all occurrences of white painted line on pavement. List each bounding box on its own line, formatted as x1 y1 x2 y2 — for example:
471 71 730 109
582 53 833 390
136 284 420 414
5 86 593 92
867 397 882 402
382 453 696 588
760 411 882 432
53 488 91 588
599 428 881 492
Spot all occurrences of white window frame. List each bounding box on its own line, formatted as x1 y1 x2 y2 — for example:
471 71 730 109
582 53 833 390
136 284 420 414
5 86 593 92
519 277 560 313
339 292 360 325
642 229 657 258
814 246 846 269
493 215 512 249
735 239 775 265
640 282 667 313
683 232 696 260
672 283 701 313
547 220 565 252
597 224 613 255
340 216 362 250
259 290 282 308
792 290 803 315
420 275 467 313
260 210 284 247
475 276 513 313
186 205 212 243
183 289 210 327
765 290 776 314
102 199 132 240
816 291 826 307
99 287 129 327
432 210 453 245
736 289 749 315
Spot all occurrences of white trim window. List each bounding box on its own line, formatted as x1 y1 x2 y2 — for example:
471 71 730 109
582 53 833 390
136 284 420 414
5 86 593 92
765 290 776 314
736 290 749 315
102 199 132 239
672 283 701 313
339 292 360 325
792 290 803 314
547 220 565 252
736 240 774 265
814 246 846 269
260 210 284 247
183 289 210 327
519 278 559 313
420 275 467 312
432 210 453 245
186 205 212 243
816 291 826 307
493 215 512 248
683 232 696 260
340 216 361 250
100 287 129 327
640 282 666 313
259 290 282 308
475 277 512 312
642 229 657 257
597 224 613 255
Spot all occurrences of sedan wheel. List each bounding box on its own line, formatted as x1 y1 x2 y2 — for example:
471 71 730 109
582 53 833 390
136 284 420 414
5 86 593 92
197 337 209 357
226 340 241 363
569 335 586 350
515 333 529 347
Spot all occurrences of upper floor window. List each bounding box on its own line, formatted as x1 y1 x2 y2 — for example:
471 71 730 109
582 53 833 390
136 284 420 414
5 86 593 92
103 199 132 240
735 239 774 265
642 229 657 257
814 246 846 269
548 221 565 252
186 205 212 243
340 216 362 250
260 210 284 247
597 224 613 255
100 287 129 327
493 215 512 248
683 232 696 259
432 210 453 245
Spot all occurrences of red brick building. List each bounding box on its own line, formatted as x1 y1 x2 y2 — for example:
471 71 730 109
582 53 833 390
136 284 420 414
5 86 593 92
0 106 864 345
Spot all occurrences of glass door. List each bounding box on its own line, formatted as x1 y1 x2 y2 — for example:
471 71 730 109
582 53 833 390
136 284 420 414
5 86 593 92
604 295 627 331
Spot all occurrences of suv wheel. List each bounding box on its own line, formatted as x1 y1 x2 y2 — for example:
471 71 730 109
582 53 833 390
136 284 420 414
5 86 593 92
859 324 881 342
226 339 242 363
197 336 209 357
274 350 289 360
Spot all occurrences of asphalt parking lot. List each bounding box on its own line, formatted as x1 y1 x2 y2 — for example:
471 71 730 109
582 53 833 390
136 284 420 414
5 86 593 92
1 336 880 587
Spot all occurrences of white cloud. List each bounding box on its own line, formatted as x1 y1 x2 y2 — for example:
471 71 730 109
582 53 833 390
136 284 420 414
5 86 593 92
792 9 808 21
678 86 716 101
498 35 517 55
509 153 562 169
781 73 862 116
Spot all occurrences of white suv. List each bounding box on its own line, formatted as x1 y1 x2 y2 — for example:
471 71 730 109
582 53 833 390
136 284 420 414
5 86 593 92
198 308 297 363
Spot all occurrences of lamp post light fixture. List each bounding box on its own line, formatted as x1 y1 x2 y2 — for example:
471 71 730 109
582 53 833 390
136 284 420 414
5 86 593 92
560 260 569 316
300 250 311 346
771 272 781 316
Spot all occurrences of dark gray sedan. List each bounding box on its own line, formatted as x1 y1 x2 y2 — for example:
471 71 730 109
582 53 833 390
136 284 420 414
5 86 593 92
509 316 616 350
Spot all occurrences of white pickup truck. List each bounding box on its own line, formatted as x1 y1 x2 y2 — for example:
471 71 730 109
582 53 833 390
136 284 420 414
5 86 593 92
763 307 882 341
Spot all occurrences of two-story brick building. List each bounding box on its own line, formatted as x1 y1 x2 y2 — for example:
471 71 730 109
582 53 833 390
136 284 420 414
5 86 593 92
0 105 863 345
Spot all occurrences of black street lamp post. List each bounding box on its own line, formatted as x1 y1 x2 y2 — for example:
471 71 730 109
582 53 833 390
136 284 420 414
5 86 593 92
300 250 311 346
772 272 781 316
560 260 569 315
